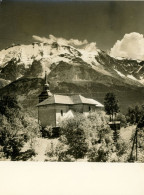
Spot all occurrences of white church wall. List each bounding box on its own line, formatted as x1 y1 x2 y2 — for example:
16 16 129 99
72 104 83 113
83 104 96 116
55 104 70 126
38 105 56 127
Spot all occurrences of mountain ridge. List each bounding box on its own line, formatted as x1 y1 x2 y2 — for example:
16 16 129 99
0 40 144 113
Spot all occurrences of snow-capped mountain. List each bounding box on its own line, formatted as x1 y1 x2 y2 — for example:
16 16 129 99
0 40 144 86
0 38 144 113
0 41 100 79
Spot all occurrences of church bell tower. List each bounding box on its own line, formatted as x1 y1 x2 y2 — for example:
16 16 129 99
38 72 53 103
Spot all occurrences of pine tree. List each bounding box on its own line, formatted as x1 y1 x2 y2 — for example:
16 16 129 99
104 93 119 121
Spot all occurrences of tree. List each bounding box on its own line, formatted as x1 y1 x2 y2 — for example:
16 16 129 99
104 93 119 121
0 96 40 160
115 113 127 127
126 105 144 125
0 96 20 119
60 112 113 161
60 114 88 159
137 115 144 128
0 115 25 159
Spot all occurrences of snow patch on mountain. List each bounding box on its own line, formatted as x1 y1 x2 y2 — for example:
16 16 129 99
79 49 99 66
127 75 137 81
139 79 144 84
114 69 125 77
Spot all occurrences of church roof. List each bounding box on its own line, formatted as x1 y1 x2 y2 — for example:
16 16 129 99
37 94 104 107
71 95 103 106
37 95 73 106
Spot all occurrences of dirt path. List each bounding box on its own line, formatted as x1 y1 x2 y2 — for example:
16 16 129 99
22 137 59 161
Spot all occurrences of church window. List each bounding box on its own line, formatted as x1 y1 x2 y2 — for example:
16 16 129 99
61 110 63 116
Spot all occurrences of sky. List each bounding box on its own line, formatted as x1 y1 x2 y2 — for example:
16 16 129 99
1 0 144 56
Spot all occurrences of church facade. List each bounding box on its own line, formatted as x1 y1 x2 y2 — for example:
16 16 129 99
37 75 104 128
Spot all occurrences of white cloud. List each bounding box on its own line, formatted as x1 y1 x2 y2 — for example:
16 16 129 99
32 34 97 53
33 34 87 47
32 35 51 43
110 32 144 60
68 38 88 46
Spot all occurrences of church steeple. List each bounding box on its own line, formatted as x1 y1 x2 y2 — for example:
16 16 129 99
44 71 50 91
45 71 48 84
38 71 53 103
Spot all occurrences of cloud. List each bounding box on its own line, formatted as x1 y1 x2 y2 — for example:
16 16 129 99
32 34 97 52
33 34 88 47
68 38 88 46
32 35 49 43
110 32 144 60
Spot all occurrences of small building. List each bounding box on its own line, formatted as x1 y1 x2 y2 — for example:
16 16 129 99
37 75 104 128
108 121 121 130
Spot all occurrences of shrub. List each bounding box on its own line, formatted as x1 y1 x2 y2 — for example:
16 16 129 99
126 105 144 125
88 143 112 162
115 113 127 127
0 110 40 160
60 113 88 159
83 111 113 145
48 111 137 162
59 111 114 161
115 138 129 158
0 122 25 159
45 141 75 162
44 126 53 137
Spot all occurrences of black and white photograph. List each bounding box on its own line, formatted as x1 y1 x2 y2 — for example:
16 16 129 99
0 0 144 163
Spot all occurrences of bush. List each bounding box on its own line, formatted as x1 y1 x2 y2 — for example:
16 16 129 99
0 98 40 160
113 138 130 162
0 116 26 159
83 111 113 146
115 113 127 127
0 96 20 116
88 143 112 162
44 126 53 137
46 111 140 162
60 114 88 159
45 141 75 162
0 146 8 161
126 105 144 125
59 111 115 161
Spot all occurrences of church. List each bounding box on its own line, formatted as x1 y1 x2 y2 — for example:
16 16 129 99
37 75 104 128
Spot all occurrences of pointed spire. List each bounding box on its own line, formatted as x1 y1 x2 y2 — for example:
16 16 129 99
38 70 53 103
44 71 49 91
45 71 48 84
